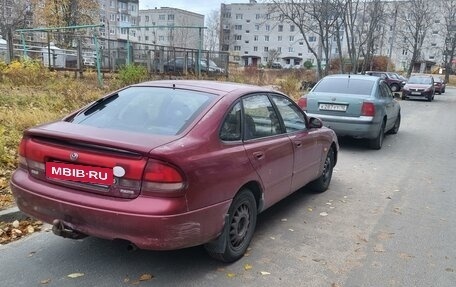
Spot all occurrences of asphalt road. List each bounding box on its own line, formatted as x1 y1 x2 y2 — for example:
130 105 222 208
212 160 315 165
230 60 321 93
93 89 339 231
1 89 455 287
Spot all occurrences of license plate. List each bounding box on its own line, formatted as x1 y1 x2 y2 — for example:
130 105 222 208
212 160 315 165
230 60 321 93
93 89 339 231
411 91 422 95
319 103 347 111
46 162 114 185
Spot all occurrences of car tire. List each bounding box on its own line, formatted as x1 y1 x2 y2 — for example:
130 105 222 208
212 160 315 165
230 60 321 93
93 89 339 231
388 113 401 134
309 148 334 193
427 95 432 102
205 189 257 263
401 95 407 100
390 84 400 92
442 88 446 94
369 121 385 150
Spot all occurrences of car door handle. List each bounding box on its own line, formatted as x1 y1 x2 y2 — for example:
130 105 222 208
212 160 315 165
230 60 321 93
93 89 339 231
294 141 302 148
253 151 265 160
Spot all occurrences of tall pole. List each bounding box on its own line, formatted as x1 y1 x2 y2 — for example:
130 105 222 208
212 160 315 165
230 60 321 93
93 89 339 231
387 6 398 72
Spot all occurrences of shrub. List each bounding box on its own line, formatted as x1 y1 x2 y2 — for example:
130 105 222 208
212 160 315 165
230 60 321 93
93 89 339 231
0 59 48 85
117 64 149 86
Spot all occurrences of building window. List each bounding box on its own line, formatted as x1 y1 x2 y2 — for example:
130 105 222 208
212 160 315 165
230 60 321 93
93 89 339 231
246 30 250 33
264 57 268 62
309 36 316 42
159 14 165 20
236 14 243 19
254 46 258 51
278 36 282 41
168 14 174 21
256 14 261 19
266 25 270 31
431 43 437 47
289 47 294 52
432 31 438 35
235 25 242 30
235 35 242 40
145 16 149 22
277 47 281 52
255 25 260 31
298 53 302 56
278 25 283 32
245 51 249 54
234 46 241 51
299 42 304 45
265 35 269 41
290 25 295 32
289 36 294 41
145 36 149 41
254 35 259 41
264 47 269 52
159 36 164 41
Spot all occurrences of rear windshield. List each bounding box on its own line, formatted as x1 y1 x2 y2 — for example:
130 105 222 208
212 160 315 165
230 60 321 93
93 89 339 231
69 87 214 135
312 78 375 95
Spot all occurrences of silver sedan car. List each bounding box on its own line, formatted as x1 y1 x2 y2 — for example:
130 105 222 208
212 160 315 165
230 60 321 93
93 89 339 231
298 74 401 150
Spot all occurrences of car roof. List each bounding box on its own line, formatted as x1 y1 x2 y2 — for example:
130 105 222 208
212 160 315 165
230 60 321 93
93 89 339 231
131 80 276 96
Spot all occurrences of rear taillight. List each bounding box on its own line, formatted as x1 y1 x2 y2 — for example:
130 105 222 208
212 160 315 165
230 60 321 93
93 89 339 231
361 102 375 117
141 159 185 195
18 137 28 169
297 97 307 110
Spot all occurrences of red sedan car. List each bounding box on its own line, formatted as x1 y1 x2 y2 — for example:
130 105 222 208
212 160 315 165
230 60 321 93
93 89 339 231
10 80 338 262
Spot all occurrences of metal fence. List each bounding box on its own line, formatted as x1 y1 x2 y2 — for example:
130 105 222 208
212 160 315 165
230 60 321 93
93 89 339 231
2 31 229 77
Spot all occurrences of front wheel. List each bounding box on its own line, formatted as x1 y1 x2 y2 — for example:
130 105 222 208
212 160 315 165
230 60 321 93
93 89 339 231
309 148 335 193
205 189 257 263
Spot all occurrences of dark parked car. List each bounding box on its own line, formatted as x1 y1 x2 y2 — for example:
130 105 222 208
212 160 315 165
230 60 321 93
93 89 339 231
11 80 339 262
365 71 406 92
401 75 435 101
164 57 224 74
433 77 446 94
298 74 401 150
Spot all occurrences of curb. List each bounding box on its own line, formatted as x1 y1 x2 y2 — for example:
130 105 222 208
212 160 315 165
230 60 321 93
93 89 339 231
0 206 28 222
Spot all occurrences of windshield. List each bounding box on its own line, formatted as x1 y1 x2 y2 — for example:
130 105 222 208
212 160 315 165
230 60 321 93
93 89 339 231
408 77 433 85
70 87 214 135
312 78 375 95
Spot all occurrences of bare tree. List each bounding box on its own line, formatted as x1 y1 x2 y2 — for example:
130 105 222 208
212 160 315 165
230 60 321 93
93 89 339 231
267 48 281 66
360 0 385 72
396 0 434 77
0 0 31 62
205 10 220 51
270 0 340 79
441 0 456 83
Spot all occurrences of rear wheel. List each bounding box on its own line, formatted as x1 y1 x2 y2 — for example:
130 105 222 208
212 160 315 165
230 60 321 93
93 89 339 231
309 148 334 193
205 189 257 263
401 94 407 100
369 121 385 150
388 113 401 134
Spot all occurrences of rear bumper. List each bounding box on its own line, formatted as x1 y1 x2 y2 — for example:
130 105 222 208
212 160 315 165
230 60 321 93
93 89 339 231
307 113 380 139
10 169 231 250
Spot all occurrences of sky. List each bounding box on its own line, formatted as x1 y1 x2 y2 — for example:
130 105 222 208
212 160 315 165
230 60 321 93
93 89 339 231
139 1 251 17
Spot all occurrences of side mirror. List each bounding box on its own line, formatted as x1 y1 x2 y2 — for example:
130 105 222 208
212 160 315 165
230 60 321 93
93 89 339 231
309 117 323 129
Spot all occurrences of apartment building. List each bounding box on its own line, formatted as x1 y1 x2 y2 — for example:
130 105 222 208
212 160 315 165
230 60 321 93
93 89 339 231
220 0 447 72
220 1 313 68
137 7 204 50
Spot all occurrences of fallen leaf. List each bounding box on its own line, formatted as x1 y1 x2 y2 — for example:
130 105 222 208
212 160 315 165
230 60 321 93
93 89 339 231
374 244 385 253
270 237 275 240
281 218 287 222
326 202 332 205
139 274 153 281
12 220 19 228
27 225 35 233
67 273 84 278
28 251 37 257
319 212 328 217
226 272 236 278
308 208 313 212
123 277 130 283
40 278 51 285
288 229 294 232
244 264 253 271
260 271 271 275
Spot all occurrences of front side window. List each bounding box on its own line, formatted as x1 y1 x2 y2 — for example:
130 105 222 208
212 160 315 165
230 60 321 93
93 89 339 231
271 95 306 133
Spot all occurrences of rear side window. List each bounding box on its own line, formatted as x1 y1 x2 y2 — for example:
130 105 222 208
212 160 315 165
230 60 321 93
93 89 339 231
313 78 375 95
70 87 214 135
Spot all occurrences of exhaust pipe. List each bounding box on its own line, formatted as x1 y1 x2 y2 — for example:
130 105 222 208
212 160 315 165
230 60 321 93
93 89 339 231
52 219 87 240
